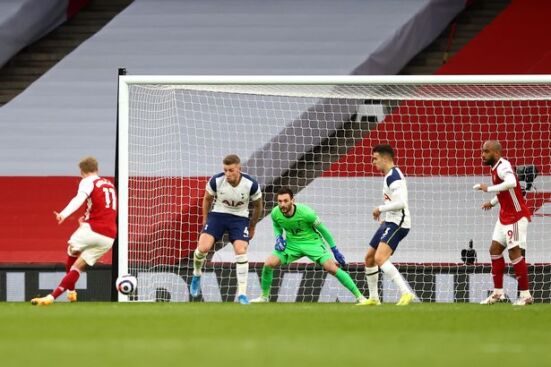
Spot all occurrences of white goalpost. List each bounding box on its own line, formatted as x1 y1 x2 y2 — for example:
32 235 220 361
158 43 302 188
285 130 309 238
117 75 551 303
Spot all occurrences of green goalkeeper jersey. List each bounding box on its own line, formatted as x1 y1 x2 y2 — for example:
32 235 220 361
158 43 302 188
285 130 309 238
271 203 336 247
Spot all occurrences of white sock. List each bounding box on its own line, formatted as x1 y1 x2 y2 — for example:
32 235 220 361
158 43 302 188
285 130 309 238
235 254 248 296
494 288 504 295
365 266 380 300
380 260 410 295
193 249 207 276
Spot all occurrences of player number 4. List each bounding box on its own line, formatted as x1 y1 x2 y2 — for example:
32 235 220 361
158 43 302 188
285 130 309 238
103 187 117 210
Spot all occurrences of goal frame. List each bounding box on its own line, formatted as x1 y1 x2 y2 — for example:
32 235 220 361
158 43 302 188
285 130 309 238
117 74 551 302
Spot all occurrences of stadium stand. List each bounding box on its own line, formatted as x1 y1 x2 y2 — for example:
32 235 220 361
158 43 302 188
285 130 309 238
0 0 465 264
286 0 551 262
0 0 132 106
437 0 551 74
1 0 71 68
3 0 549 266
401 0 511 75
292 0 551 263
217 0 551 263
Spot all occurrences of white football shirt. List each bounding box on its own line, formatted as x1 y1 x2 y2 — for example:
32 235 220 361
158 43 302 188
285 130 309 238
379 167 411 228
205 172 262 218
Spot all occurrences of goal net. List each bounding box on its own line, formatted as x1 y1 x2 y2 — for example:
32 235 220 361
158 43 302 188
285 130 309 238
118 76 551 303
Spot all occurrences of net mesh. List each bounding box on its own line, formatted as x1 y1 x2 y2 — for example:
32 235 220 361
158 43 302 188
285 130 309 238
122 82 551 303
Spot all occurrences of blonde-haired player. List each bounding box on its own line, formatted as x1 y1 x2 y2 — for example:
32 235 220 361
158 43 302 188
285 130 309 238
31 156 117 305
190 154 263 304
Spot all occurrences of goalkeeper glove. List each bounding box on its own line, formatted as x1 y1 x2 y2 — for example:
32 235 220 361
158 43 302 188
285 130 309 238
275 235 286 251
331 246 346 267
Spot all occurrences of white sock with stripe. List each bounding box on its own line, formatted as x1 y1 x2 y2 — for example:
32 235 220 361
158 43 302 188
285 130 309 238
235 254 248 296
193 249 207 276
365 266 380 300
380 260 410 295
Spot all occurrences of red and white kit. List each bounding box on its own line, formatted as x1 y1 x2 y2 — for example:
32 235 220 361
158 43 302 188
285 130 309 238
489 158 531 249
59 175 117 265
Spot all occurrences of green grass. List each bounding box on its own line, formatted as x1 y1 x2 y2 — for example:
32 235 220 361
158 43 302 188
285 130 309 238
1 303 549 367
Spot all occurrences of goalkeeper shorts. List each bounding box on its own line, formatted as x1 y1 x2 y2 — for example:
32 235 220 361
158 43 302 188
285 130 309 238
273 242 332 265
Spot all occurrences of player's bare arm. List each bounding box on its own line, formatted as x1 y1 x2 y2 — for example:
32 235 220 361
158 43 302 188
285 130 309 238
480 194 499 210
474 183 489 192
248 197 263 240
53 211 64 224
372 206 381 221
55 190 88 225
481 201 493 210
201 191 214 226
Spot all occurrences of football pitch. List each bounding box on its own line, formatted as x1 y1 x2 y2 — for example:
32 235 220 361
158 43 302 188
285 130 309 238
1 303 549 367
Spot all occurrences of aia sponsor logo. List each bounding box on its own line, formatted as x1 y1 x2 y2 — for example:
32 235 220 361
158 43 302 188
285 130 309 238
223 199 245 207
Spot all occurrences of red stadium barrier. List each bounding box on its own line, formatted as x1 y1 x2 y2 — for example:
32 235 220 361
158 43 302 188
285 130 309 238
0 177 97 263
437 0 551 74
3 0 551 264
127 177 208 266
0 175 209 264
325 100 551 177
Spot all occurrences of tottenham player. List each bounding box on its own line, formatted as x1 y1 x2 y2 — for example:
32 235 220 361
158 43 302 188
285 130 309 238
250 187 369 305
190 154 263 304
475 140 533 306
31 157 117 305
364 144 414 306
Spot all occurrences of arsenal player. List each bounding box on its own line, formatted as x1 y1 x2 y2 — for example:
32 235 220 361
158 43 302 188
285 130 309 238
31 156 117 305
475 141 533 306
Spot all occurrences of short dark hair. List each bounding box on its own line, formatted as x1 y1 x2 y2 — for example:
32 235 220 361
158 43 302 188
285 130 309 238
223 154 240 165
373 144 395 159
276 187 294 199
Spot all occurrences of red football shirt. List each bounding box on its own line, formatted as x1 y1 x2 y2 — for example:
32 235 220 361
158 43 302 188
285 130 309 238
79 175 117 238
491 158 531 225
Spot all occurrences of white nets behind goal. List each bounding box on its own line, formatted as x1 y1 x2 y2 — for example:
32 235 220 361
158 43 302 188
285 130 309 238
119 78 551 303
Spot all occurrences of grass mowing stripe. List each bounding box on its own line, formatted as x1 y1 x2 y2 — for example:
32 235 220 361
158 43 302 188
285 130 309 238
1 303 549 367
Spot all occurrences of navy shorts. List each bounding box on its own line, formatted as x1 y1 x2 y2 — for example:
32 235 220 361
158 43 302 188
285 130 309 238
202 212 250 242
369 222 409 251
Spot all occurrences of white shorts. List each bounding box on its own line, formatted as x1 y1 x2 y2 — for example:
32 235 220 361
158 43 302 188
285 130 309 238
67 223 114 266
492 217 528 250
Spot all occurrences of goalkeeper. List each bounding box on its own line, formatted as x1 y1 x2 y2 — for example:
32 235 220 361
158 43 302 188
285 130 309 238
251 187 368 304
